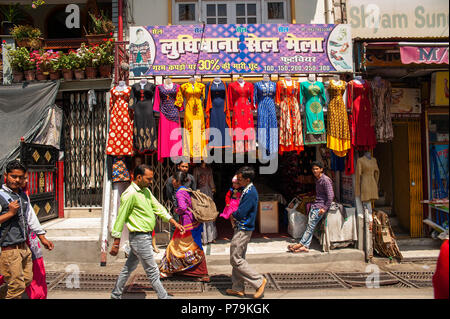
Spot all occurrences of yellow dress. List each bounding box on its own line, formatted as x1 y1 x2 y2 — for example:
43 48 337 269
175 82 208 160
326 80 351 157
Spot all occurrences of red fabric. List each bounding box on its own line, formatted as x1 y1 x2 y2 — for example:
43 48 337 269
433 240 449 299
25 258 47 299
345 145 355 175
177 251 208 278
227 81 256 141
347 80 377 150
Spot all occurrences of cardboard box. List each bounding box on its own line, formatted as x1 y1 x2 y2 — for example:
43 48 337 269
258 201 279 233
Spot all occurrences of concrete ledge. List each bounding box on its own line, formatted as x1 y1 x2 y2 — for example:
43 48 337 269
42 239 100 263
62 208 102 218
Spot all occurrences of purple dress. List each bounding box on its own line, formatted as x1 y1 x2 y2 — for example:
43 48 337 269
153 83 183 162
175 187 197 230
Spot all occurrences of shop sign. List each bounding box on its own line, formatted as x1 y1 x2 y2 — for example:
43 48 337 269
430 71 449 106
391 88 421 114
365 50 402 67
348 0 449 39
401 46 449 65
128 24 353 76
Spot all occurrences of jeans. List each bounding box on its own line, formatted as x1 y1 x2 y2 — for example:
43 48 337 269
299 208 325 249
111 232 169 299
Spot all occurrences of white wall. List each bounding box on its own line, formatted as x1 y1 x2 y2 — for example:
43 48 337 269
295 0 327 24
129 0 169 27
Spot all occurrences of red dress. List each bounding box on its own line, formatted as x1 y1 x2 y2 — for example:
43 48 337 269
106 86 134 156
227 81 256 152
347 80 376 151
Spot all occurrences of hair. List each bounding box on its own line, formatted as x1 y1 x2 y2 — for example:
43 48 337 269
173 171 188 185
177 161 189 168
311 161 324 169
136 28 144 35
237 166 255 182
133 164 152 178
5 160 27 173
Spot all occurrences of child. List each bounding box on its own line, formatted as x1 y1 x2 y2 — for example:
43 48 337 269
220 176 242 222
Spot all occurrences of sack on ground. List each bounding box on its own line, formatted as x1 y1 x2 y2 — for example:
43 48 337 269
287 202 308 239
186 189 219 223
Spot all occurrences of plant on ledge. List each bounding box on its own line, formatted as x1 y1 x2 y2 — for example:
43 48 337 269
96 39 115 78
11 25 43 49
87 11 115 36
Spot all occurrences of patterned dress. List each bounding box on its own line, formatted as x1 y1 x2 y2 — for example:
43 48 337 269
300 81 327 145
227 81 256 153
326 80 351 157
254 81 278 160
371 78 394 143
205 80 232 149
175 82 208 160
106 86 133 156
130 82 157 155
347 80 377 150
275 79 304 155
153 83 182 162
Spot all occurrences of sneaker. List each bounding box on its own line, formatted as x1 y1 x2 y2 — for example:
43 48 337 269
253 277 267 299
225 289 245 297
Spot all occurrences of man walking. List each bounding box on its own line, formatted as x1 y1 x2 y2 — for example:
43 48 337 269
288 160 334 253
0 160 54 299
227 166 267 299
110 164 185 299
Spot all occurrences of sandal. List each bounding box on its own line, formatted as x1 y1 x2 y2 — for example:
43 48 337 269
287 243 303 252
292 246 309 253
195 276 210 282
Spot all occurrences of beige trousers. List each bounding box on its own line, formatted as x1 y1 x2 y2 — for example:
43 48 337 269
0 245 33 299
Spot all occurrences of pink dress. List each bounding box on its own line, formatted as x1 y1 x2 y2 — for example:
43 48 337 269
220 188 242 219
153 83 183 162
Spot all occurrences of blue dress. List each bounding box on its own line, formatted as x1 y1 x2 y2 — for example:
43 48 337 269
254 81 278 160
205 81 232 149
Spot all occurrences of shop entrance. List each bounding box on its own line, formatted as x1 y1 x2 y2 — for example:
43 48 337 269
374 119 423 238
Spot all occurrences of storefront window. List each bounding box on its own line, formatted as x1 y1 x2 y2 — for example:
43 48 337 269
178 3 196 22
267 2 284 20
206 3 228 24
236 3 257 24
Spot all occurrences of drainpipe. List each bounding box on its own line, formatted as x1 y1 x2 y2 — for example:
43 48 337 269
324 0 333 24
118 0 123 41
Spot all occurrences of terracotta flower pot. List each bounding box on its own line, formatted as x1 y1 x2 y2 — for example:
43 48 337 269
85 66 98 79
62 69 73 81
74 69 85 80
24 70 36 81
16 38 43 49
13 71 24 82
49 70 61 80
86 34 108 45
99 65 112 78
36 71 49 81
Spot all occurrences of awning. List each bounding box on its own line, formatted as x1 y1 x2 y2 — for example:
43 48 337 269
364 42 449 65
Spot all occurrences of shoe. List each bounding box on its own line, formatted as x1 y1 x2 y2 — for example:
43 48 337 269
253 277 267 299
226 289 245 297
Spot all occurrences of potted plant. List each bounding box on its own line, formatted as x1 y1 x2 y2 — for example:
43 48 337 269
97 38 115 78
7 46 28 82
0 4 25 35
85 11 115 44
48 51 62 80
59 52 75 81
11 25 43 49
78 43 99 79
31 49 55 81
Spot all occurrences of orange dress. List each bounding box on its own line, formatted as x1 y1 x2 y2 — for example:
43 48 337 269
106 86 134 156
276 80 304 155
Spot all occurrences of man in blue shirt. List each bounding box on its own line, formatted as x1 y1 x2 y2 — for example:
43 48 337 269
227 166 267 299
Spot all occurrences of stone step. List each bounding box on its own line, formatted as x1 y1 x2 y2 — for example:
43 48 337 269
63 207 102 218
41 218 101 263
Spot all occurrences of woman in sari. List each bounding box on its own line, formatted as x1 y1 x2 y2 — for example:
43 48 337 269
159 171 210 282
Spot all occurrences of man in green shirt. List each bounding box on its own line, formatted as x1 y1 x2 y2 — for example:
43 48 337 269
110 164 185 299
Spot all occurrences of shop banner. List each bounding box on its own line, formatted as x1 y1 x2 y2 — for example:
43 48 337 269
391 88 421 114
400 46 449 65
129 24 353 76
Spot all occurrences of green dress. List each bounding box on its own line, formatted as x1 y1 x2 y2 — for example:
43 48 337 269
300 81 327 145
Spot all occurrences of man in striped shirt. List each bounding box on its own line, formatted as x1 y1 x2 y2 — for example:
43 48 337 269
288 160 334 253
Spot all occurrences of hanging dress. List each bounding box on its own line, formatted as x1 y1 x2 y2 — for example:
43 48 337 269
300 80 327 145
347 80 377 151
227 81 256 153
275 79 304 155
326 80 351 157
106 86 134 156
175 82 208 161
371 78 394 143
153 83 183 162
205 80 232 149
130 82 157 155
254 81 278 160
